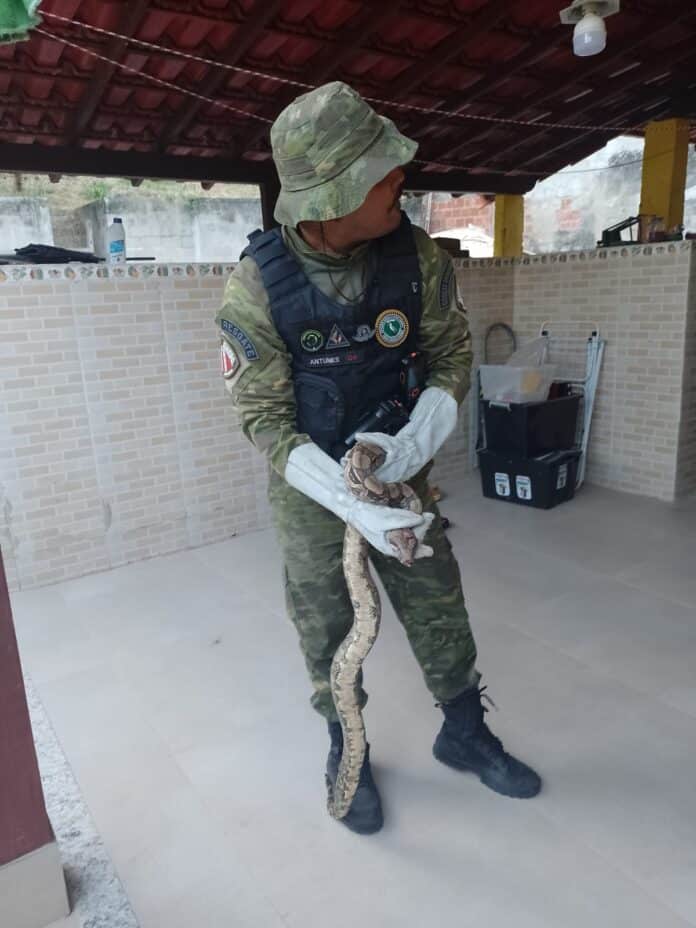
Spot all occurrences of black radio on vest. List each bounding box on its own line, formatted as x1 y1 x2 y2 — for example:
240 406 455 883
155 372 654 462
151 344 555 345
242 213 424 461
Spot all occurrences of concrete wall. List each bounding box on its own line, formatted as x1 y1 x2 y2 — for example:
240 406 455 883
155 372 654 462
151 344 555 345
0 198 53 253
50 206 90 251
78 196 263 263
0 194 264 261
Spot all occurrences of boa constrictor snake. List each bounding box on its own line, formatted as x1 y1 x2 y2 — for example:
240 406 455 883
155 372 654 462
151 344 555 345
327 442 422 821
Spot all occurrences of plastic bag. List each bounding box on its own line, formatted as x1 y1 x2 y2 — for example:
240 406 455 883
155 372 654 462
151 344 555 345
479 364 557 404
505 337 549 368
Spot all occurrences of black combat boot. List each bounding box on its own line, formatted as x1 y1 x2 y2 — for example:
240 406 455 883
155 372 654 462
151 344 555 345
326 722 384 834
433 686 541 799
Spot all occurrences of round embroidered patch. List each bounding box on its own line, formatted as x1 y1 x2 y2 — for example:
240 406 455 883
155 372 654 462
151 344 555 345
375 309 409 348
300 329 324 352
220 339 240 379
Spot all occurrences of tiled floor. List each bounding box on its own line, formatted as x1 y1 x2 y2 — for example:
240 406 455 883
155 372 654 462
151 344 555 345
11 473 696 928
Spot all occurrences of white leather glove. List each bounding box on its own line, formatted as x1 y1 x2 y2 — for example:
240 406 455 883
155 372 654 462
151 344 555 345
354 386 458 484
284 443 434 560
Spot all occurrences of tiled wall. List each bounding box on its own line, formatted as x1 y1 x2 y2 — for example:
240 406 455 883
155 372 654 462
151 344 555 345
455 242 695 502
676 255 696 497
430 262 515 485
1 246 694 590
0 263 271 592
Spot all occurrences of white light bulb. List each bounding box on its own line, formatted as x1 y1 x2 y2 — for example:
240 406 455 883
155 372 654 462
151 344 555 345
573 11 607 56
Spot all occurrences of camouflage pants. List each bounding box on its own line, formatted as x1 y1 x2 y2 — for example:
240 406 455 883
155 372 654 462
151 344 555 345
268 467 480 722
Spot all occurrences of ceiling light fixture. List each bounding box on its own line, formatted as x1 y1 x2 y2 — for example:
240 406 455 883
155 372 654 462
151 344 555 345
559 0 620 57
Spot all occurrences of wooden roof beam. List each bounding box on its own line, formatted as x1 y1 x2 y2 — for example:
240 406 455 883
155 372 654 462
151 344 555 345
38 19 422 77
239 0 405 156
120 0 502 32
485 39 696 170
0 121 263 159
424 6 696 168
157 0 284 152
395 24 563 140
392 0 517 101
0 141 271 184
524 74 696 172
404 166 534 196
65 0 151 145
0 62 281 121
528 101 667 177
503 78 691 178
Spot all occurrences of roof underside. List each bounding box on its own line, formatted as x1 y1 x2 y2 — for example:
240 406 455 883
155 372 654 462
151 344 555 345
0 0 695 195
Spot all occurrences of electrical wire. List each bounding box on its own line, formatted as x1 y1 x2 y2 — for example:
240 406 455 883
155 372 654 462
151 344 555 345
28 15 694 180
37 10 648 135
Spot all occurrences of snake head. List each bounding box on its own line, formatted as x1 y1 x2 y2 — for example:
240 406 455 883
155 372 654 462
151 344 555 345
389 529 418 567
347 442 386 473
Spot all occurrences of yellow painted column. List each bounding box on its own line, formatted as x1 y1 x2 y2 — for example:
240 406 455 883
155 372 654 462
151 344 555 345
639 118 690 232
494 194 524 257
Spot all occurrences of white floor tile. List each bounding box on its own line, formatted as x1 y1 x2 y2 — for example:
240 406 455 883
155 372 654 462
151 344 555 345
12 473 696 928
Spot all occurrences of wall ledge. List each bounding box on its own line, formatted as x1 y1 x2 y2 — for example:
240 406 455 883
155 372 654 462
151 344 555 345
0 261 237 284
454 241 695 270
2 242 693 283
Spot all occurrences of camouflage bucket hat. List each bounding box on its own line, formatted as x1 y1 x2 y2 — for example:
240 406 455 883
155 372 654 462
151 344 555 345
271 81 418 226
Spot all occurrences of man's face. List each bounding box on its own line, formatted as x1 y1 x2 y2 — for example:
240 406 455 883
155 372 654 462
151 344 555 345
330 166 406 243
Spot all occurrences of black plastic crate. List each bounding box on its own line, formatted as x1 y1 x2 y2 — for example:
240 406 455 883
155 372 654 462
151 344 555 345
482 393 581 458
478 449 581 510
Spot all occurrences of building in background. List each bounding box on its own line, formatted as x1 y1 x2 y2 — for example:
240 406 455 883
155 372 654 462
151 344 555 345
0 138 695 261
420 137 696 257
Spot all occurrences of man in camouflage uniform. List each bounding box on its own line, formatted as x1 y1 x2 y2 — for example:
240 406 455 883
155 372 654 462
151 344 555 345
216 82 541 835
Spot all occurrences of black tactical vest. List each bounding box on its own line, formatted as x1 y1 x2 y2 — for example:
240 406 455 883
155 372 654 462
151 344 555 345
242 213 422 460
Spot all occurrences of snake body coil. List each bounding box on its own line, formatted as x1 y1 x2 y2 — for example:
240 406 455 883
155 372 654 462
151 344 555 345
327 442 422 820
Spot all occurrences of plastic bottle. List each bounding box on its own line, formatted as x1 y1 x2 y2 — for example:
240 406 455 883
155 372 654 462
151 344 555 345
107 217 126 265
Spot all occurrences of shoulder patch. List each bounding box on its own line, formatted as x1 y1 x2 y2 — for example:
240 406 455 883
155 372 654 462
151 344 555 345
219 335 252 395
221 339 240 378
220 318 260 360
439 264 454 313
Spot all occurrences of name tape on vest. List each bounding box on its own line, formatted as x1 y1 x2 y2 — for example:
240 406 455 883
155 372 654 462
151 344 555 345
308 351 362 367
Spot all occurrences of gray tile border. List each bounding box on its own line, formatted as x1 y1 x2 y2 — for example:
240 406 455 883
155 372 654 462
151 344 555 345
26 677 140 928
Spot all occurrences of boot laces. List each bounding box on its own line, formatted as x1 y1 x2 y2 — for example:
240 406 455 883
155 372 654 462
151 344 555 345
475 688 512 765
479 685 498 712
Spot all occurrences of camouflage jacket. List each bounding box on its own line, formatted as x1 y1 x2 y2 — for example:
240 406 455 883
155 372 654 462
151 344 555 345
215 225 472 475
